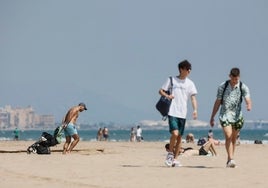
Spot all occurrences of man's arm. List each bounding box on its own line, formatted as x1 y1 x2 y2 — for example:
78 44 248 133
63 106 79 124
191 95 198 120
210 99 221 127
245 97 252 111
159 89 174 100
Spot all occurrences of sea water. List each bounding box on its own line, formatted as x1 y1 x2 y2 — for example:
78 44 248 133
1 128 268 144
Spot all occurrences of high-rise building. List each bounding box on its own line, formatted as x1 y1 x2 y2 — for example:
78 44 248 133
0 105 55 129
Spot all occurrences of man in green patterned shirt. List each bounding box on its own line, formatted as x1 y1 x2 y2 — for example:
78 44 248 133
210 67 252 168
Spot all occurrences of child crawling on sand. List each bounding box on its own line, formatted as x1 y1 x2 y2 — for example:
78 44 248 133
165 139 217 157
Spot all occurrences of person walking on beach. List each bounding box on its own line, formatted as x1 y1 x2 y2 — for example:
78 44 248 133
96 128 103 141
62 103 87 154
130 127 136 142
13 128 20 141
136 125 143 142
210 67 252 168
102 127 109 141
159 60 198 167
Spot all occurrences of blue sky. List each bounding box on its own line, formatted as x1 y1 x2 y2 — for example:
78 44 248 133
1 0 267 124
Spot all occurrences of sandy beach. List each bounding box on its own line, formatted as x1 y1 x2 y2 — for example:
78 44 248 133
0 141 267 188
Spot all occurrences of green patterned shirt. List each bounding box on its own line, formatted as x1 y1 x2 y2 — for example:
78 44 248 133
217 81 250 123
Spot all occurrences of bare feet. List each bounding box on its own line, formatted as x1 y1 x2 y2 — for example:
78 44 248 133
62 150 70 155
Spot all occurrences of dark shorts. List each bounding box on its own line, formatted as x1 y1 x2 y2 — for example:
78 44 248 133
168 116 186 136
220 116 244 131
103 134 109 139
199 146 208 156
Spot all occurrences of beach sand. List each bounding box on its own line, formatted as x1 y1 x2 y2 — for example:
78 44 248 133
0 141 267 188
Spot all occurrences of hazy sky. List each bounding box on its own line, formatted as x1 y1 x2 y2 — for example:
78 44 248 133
1 0 267 124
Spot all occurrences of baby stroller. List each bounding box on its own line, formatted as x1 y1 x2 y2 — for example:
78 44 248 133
27 126 63 154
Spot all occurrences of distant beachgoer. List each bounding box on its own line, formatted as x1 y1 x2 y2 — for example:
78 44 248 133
62 103 87 154
208 129 213 138
13 128 20 141
207 129 220 145
186 133 195 143
159 60 198 167
210 67 252 168
97 128 103 141
197 137 207 146
136 125 143 142
236 132 241 145
130 127 136 142
103 127 109 141
254 140 262 144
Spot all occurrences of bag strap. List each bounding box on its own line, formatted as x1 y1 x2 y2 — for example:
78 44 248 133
221 80 243 104
239 81 243 103
220 80 229 104
169 76 173 94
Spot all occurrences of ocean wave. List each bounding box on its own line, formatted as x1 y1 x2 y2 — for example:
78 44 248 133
0 137 13 141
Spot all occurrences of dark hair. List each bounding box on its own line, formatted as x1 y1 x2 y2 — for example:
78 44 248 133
230 67 240 77
165 143 170 150
178 60 191 70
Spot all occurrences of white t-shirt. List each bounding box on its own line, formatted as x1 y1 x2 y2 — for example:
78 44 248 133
136 128 142 137
161 76 197 118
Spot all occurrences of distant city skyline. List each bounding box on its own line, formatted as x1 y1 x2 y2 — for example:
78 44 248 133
0 105 54 129
1 1 268 124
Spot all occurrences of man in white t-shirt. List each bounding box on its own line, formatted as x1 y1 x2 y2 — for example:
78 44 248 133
159 60 198 167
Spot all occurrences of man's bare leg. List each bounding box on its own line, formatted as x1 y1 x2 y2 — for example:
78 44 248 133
67 134 80 153
231 128 239 155
174 135 182 159
169 130 178 153
63 136 71 154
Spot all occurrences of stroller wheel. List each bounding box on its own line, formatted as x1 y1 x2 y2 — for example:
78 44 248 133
27 147 32 154
27 147 36 154
32 148 37 154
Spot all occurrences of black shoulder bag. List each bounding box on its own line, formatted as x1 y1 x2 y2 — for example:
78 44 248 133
156 77 173 121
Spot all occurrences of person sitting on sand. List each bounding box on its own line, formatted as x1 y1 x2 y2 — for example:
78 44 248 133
207 129 220 145
186 133 195 143
165 139 217 157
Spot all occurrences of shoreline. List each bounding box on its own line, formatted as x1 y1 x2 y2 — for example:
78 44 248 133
1 129 268 143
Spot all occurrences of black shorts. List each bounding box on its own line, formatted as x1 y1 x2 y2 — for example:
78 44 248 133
199 146 208 156
103 134 109 139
